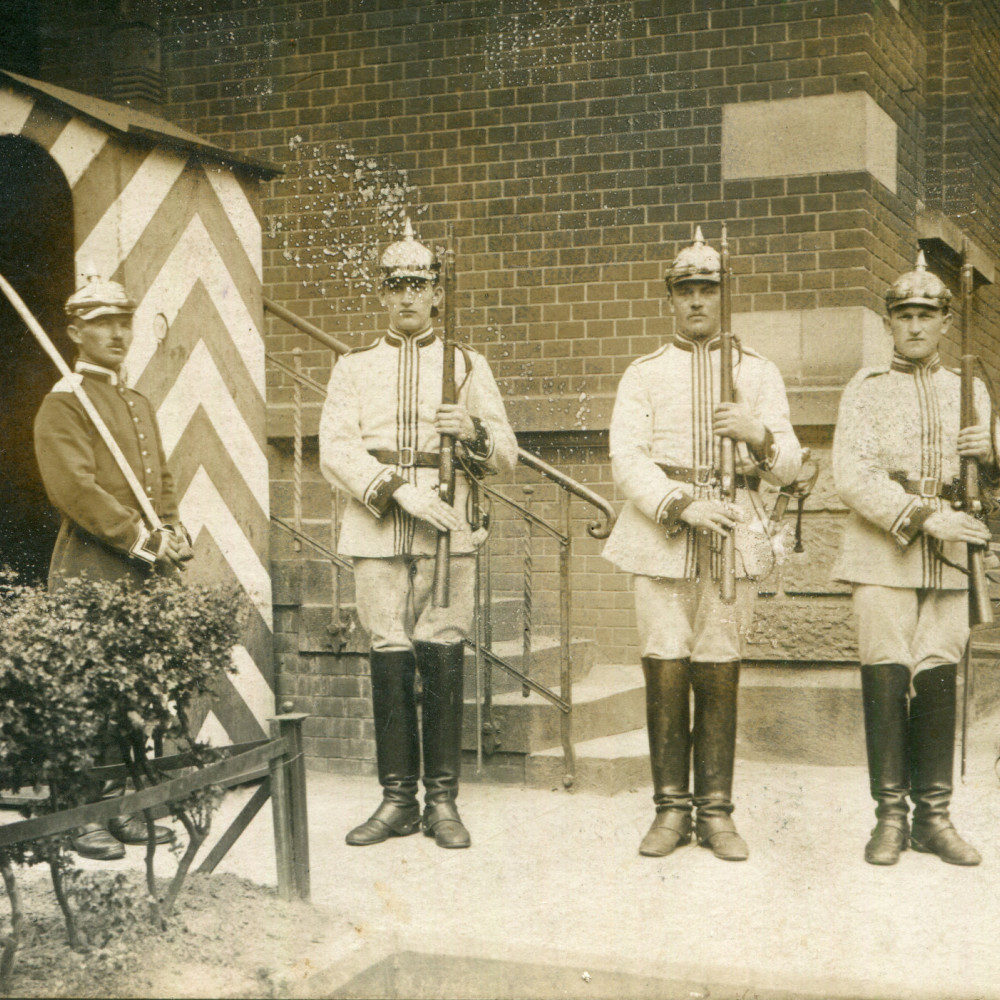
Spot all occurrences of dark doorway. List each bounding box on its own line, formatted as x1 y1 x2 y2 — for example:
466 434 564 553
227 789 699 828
0 134 74 584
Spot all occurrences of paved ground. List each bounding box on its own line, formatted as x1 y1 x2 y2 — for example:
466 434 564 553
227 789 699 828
191 715 1000 1000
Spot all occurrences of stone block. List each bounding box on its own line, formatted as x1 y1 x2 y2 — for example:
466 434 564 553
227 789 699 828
722 91 897 193
298 603 340 653
745 594 855 661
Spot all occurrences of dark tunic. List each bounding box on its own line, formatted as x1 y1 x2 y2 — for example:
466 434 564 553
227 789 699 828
33 364 180 590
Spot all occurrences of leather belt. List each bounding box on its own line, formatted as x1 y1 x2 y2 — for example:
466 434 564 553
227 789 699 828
656 463 761 493
369 448 440 469
889 471 961 503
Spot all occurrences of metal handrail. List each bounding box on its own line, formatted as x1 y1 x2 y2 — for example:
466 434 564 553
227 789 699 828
265 351 329 396
516 449 615 539
263 296 352 356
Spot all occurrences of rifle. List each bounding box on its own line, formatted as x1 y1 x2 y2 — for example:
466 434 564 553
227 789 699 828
718 224 737 603
432 224 457 607
959 238 993 628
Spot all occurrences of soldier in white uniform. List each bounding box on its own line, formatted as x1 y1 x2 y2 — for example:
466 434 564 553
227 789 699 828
833 253 995 866
319 222 518 849
604 229 802 861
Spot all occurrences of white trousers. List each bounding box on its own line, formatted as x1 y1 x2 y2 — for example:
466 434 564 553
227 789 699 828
852 584 969 678
634 574 755 663
354 555 476 652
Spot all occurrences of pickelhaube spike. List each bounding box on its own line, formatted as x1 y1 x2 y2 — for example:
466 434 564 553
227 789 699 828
665 225 721 287
885 248 951 312
379 217 440 284
65 269 136 321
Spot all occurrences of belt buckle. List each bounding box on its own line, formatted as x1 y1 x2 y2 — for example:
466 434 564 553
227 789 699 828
399 447 415 467
918 476 939 498
694 465 715 488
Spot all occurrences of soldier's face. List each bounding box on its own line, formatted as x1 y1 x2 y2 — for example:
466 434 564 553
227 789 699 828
669 281 721 339
67 314 134 371
886 304 950 361
380 277 442 335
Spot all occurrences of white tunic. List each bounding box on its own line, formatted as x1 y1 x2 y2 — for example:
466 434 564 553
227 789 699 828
603 332 801 580
319 327 518 559
832 353 995 590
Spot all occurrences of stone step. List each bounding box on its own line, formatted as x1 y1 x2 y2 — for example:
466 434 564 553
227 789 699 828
736 662 864 766
527 727 651 795
463 657 1000 793
461 662 645 755
462 633 595 698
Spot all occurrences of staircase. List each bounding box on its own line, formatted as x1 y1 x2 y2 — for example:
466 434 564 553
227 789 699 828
460 593 649 791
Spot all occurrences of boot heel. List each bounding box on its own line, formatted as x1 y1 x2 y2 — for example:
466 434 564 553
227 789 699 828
422 802 471 849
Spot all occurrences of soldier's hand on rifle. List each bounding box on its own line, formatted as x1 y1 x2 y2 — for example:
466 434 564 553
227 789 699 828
680 499 743 538
151 527 193 570
923 509 992 545
714 391 767 451
393 483 463 533
957 423 994 462
434 403 476 443
162 530 194 570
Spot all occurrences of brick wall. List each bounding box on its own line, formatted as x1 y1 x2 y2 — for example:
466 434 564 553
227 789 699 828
32 0 1000 391
131 0 987 399
924 0 1000 375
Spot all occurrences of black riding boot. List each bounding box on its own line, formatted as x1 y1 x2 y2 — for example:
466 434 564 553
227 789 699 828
691 660 748 861
346 649 421 846
638 658 692 857
909 664 981 866
416 641 471 849
860 663 910 865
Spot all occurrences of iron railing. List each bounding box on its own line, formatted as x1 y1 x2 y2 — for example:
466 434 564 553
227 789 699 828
263 297 615 787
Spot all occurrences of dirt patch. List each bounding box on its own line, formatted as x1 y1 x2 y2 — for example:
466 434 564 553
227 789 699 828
2 868 352 998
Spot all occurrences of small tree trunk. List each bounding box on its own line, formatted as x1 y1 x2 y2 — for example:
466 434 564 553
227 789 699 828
47 851 82 951
118 736 167 932
141 811 166 931
0 856 24 991
162 807 209 915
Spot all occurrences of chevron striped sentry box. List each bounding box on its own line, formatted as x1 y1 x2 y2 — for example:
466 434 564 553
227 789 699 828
0 70 281 745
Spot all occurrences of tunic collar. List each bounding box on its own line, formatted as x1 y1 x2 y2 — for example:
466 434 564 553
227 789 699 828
890 351 941 374
672 330 722 352
75 360 122 385
385 327 437 349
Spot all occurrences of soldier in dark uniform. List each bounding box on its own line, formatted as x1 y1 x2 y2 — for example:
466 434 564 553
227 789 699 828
604 228 802 861
33 273 192 860
833 252 994 866
319 222 517 849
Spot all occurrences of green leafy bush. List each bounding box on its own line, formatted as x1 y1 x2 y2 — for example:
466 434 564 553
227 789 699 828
0 573 243 805
0 571 247 985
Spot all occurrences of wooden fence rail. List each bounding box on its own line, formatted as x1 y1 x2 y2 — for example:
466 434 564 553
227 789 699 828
0 713 310 902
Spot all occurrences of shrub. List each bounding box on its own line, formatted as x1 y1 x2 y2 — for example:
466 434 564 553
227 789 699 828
0 571 247 986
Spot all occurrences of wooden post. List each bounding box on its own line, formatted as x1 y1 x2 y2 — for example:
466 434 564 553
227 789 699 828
268 728 295 902
269 712 310 901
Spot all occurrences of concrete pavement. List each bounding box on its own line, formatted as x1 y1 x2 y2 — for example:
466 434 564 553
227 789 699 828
200 714 1000 1000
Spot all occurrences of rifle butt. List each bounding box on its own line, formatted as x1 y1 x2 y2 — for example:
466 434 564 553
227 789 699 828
720 535 737 604
968 546 993 627
432 435 455 608
433 531 451 607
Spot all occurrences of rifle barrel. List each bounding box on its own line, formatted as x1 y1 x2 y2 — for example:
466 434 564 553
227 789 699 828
959 239 993 627
433 225 457 607
718 225 737 603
